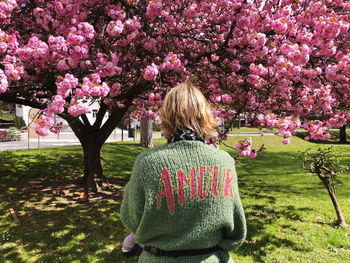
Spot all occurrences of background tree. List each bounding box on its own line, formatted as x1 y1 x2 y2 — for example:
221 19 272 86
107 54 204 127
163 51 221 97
0 0 349 193
140 117 153 148
299 147 347 227
339 124 348 144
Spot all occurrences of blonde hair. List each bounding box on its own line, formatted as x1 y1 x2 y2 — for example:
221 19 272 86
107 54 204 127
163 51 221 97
160 82 219 140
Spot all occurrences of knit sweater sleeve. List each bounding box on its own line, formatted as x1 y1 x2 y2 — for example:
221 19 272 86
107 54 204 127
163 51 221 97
218 164 247 251
120 155 145 234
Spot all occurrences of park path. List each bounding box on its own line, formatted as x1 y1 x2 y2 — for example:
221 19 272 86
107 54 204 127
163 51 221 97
0 130 274 152
0 130 162 151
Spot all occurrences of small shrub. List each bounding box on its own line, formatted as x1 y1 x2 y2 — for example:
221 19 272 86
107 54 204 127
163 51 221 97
13 116 26 129
299 147 347 227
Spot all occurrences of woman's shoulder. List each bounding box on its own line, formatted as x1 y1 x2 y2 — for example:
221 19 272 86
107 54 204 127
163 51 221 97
205 144 235 164
138 141 232 163
134 143 169 164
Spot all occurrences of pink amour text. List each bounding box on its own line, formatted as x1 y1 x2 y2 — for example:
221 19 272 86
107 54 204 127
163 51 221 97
156 166 234 214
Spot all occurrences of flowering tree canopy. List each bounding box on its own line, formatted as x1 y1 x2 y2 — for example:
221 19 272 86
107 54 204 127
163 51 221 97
0 0 349 190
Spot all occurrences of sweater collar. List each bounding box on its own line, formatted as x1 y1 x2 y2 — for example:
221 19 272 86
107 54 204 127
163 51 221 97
167 128 205 144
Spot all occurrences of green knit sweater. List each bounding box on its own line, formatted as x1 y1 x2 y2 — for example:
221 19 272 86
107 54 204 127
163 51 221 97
120 140 247 263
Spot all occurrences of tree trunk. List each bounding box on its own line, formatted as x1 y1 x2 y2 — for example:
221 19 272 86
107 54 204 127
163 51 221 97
81 141 110 196
140 118 153 148
339 125 347 144
63 113 112 196
321 177 347 227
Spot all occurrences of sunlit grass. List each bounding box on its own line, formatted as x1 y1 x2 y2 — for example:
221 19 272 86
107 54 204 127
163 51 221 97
0 136 349 262
0 112 15 121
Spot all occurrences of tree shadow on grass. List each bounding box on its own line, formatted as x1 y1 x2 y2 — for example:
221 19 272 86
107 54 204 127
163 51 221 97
0 143 146 262
2 199 138 263
295 131 350 145
232 150 350 262
1 141 349 262
236 204 314 262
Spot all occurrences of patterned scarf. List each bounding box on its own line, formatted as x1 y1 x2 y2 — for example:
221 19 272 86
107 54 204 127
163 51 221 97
167 128 205 144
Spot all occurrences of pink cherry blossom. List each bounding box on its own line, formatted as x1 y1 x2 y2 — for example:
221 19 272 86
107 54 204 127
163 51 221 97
236 139 252 157
79 73 110 97
46 95 66 116
143 63 158 81
35 115 54 136
249 149 257 159
235 139 257 158
0 130 7 139
107 20 124 37
146 0 162 20
161 52 184 72
56 73 79 98
0 69 8 93
0 0 349 145
0 0 17 19
282 138 290 144
68 98 90 117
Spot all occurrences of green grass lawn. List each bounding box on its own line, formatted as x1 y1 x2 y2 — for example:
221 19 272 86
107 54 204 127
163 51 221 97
0 136 349 262
228 127 263 133
0 112 15 121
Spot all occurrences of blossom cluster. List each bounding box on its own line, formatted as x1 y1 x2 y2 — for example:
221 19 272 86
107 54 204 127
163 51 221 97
148 92 162 106
49 122 63 134
0 0 17 19
68 98 90 117
109 82 121 97
56 73 79 98
107 20 124 37
0 69 8 93
302 121 331 141
206 136 219 149
146 0 162 20
77 73 110 98
161 52 184 73
48 35 69 67
0 29 18 53
3 55 24 81
35 115 54 136
236 139 257 159
259 113 300 144
143 63 158 81
0 129 7 139
0 0 349 144
329 113 349 129
65 22 95 68
16 37 49 68
45 95 66 117
97 52 122 77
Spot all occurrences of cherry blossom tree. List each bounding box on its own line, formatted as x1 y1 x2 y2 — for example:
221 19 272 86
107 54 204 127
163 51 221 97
0 0 349 194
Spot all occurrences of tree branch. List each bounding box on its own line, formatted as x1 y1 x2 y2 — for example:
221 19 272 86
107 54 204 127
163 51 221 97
0 94 46 109
97 81 153 145
59 114 87 145
92 103 108 130
81 114 91 127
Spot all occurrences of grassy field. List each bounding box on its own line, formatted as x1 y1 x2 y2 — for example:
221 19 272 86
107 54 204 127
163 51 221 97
0 135 349 262
0 112 15 121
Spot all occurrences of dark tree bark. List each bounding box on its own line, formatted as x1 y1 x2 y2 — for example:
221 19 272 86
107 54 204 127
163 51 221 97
82 141 108 193
140 117 153 148
63 111 112 195
339 125 347 144
321 177 347 227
